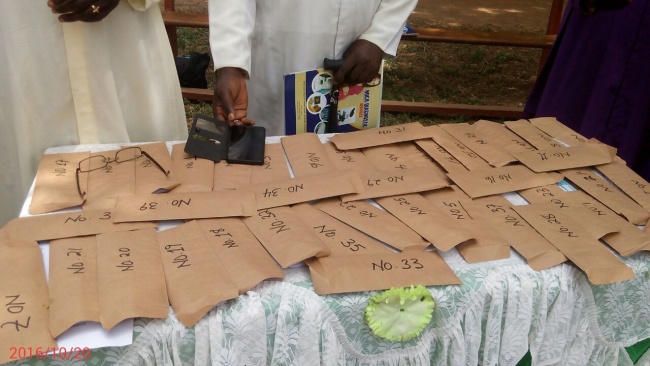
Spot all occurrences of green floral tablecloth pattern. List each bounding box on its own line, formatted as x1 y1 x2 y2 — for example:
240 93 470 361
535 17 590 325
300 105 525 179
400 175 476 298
6 249 650 366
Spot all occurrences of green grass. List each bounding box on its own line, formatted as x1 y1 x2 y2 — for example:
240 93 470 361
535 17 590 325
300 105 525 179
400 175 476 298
177 28 213 126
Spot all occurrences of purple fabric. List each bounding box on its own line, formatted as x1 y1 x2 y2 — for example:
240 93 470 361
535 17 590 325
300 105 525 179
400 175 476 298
524 0 650 181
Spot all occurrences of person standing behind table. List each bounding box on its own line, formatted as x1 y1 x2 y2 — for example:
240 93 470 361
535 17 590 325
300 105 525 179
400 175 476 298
208 0 418 136
523 0 650 181
0 0 188 227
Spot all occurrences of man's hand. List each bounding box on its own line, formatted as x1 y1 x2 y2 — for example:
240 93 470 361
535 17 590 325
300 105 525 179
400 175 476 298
334 39 384 85
48 0 120 22
213 67 254 126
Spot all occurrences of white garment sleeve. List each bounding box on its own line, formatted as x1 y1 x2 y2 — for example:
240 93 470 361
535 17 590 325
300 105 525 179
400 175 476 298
208 0 256 75
127 0 160 11
358 0 418 56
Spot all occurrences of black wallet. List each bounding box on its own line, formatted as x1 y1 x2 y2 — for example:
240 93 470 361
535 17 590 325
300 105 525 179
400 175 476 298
184 114 266 165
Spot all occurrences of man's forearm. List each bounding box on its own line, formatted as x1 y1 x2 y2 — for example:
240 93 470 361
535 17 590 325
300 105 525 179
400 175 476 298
358 0 418 56
208 0 256 74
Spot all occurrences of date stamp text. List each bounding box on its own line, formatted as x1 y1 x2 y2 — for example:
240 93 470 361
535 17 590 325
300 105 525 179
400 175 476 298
8 346 91 360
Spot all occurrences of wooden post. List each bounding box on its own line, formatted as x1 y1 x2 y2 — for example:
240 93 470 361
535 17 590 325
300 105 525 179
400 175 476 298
538 0 566 74
164 0 178 56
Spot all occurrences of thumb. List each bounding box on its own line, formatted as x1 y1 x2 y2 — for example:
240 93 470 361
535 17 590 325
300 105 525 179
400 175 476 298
213 87 236 122
334 58 354 85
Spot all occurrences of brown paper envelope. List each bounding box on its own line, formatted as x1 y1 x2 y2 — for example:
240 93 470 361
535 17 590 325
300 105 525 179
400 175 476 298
322 141 377 173
529 117 589 146
307 250 461 295
30 152 88 215
526 251 570 272
596 161 650 211
158 221 239 327
281 133 337 177
455 240 510 264
520 189 650 256
244 170 365 210
3 209 156 242
518 190 619 240
242 206 331 268
447 165 562 198
0 236 56 364
448 165 560 198
250 143 292 184
130 142 180 194
314 197 429 251
96 228 169 330
400 141 448 171
414 138 469 174
48 236 100 338
305 259 332 294
426 125 492 171
361 142 449 179
473 119 536 154
113 190 256 222
82 149 136 211
518 184 569 204
196 218 285 293
171 143 214 192
341 167 448 202
562 168 650 225
440 122 518 167
512 203 635 284
448 184 472 198
375 194 473 252
589 138 618 157
513 144 613 173
214 161 252 190
420 188 511 263
329 122 427 150
504 119 564 149
472 195 567 271
568 206 621 240
362 143 422 171
290 203 392 255
571 191 650 256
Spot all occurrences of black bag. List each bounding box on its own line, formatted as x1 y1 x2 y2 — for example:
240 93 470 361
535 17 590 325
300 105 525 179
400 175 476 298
174 52 211 89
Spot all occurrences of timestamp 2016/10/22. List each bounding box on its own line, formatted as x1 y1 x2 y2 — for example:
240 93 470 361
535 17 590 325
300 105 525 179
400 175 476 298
8 346 91 360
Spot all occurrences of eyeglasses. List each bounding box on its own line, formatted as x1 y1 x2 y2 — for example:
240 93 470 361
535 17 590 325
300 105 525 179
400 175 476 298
76 147 169 197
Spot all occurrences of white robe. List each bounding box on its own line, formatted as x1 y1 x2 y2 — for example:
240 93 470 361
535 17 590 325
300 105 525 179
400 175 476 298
0 0 188 226
208 0 418 136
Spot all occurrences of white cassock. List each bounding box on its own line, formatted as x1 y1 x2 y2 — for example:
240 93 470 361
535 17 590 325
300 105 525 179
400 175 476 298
0 0 188 226
208 0 418 136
